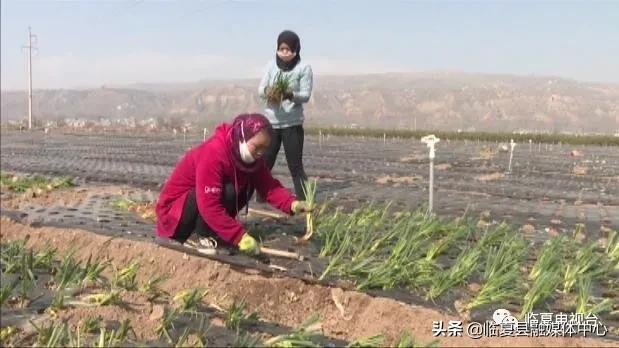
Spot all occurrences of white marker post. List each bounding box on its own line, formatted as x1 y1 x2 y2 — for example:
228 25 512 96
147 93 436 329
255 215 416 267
529 139 532 153
421 134 440 214
203 128 208 142
319 129 322 149
183 127 187 145
508 139 516 173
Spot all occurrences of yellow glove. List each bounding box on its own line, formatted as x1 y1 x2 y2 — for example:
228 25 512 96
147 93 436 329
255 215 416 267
238 233 260 255
291 200 313 215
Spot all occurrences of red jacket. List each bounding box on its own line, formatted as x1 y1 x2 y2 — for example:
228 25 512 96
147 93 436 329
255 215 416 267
156 123 295 244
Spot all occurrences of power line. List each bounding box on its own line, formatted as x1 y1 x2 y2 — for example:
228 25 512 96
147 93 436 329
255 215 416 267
22 26 37 130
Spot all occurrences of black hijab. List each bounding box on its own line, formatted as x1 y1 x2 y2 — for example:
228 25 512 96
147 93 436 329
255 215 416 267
276 30 301 72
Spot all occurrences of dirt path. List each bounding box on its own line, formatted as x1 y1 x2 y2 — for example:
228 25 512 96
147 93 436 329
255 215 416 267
1 218 615 347
0 184 129 210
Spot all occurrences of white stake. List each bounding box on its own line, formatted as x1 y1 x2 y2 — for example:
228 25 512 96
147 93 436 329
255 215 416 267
529 139 532 153
383 133 386 145
203 128 207 141
508 139 516 173
421 134 440 214
319 129 322 149
183 127 187 144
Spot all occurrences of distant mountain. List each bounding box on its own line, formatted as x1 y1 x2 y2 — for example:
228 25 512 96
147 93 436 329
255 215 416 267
2 72 618 133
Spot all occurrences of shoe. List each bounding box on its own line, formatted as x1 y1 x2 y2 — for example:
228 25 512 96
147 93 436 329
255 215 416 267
185 234 218 255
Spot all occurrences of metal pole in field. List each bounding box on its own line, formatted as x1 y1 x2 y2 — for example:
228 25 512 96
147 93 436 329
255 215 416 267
319 129 322 149
508 139 516 173
22 27 37 130
203 128 207 141
28 29 33 129
529 139 532 153
183 127 187 145
383 133 386 145
421 134 440 214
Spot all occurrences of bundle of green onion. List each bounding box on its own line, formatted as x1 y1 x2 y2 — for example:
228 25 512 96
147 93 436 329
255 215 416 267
301 179 317 241
266 71 292 106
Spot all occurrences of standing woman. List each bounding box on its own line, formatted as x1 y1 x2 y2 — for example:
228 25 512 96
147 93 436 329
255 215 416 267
258 30 313 200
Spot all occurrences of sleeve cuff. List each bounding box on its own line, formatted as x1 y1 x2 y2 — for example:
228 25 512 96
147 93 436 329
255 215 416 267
232 230 245 245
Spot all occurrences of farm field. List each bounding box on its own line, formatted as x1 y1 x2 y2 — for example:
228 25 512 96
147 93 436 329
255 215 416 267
2 130 617 234
1 130 618 347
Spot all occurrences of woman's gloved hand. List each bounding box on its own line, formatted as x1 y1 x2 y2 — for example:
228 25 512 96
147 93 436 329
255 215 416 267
238 233 260 255
291 200 313 215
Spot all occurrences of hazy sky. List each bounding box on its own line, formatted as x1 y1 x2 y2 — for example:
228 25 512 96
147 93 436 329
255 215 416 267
2 0 618 90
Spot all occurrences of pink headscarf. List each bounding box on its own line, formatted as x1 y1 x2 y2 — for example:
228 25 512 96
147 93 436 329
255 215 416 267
228 113 273 173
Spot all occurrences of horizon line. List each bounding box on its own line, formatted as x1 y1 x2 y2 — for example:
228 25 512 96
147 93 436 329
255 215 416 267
2 69 618 93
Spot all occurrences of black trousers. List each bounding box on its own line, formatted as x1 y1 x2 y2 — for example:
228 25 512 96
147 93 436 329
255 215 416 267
262 125 308 200
172 183 248 243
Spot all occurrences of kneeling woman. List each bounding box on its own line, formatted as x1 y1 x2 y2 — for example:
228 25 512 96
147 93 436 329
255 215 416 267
155 113 311 255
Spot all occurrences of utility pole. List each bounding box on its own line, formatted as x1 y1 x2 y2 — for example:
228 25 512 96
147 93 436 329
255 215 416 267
22 27 37 130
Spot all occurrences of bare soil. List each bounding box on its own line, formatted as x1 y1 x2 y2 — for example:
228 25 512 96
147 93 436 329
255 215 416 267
376 175 422 185
0 185 126 211
475 172 506 182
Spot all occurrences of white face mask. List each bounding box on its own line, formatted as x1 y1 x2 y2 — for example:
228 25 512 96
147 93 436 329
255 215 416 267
239 141 255 163
277 50 296 62
239 122 255 164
